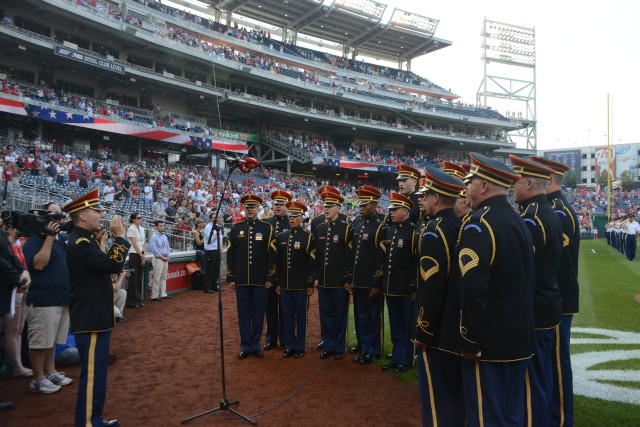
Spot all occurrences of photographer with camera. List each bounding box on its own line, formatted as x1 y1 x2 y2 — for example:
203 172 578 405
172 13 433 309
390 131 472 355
22 202 73 394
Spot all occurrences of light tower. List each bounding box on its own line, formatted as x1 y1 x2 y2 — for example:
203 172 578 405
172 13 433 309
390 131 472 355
477 18 536 150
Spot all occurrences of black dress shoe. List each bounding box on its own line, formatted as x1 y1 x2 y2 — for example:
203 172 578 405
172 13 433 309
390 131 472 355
102 419 120 427
358 354 374 365
263 342 276 351
334 353 345 360
381 362 398 372
116 316 127 322
0 402 15 412
150 298 161 301
319 350 335 359
316 341 324 350
293 351 305 358
394 364 410 373
253 350 265 358
139 303 146 307
204 289 216 293
386 353 393 359
126 304 140 309
352 354 364 363
348 344 361 353
161 295 171 299
238 351 249 359
282 349 294 358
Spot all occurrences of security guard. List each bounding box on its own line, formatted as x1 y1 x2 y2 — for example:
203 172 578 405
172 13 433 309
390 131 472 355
64 189 130 427
349 185 387 364
458 153 535 427
511 155 563 426
413 167 465 427
226 194 277 359
380 192 417 374
314 188 352 360
531 155 581 426
396 164 422 223
263 190 292 350
275 201 316 359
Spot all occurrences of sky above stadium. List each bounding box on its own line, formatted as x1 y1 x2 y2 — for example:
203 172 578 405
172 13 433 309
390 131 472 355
391 0 640 150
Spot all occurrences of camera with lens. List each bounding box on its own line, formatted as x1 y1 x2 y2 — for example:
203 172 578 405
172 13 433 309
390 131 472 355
1 209 71 237
121 268 136 274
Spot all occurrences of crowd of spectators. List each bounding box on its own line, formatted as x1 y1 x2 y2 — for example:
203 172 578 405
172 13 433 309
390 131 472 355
51 0 509 123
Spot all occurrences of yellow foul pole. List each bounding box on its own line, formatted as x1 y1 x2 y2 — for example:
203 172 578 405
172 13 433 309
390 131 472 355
606 93 611 220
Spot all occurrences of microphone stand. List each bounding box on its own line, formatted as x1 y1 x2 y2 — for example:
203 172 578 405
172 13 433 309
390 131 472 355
181 159 257 426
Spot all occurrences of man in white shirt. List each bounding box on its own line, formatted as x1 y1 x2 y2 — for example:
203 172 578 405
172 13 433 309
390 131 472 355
203 212 221 293
103 180 116 203
625 214 640 261
144 181 154 206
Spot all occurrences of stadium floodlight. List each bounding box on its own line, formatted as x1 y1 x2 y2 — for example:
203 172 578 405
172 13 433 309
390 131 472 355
482 20 535 66
390 8 439 36
334 0 386 20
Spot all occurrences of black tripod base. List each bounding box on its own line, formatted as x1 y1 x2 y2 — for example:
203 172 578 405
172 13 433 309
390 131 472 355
181 398 257 425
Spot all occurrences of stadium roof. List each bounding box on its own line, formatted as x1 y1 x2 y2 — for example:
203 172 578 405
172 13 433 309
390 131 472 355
203 0 451 61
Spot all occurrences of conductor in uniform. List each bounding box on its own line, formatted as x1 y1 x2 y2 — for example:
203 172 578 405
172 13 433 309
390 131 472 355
511 155 563 426
396 164 422 223
226 194 277 359
64 189 130 427
530 155 581 426
458 153 535 427
314 188 352 360
263 190 292 350
274 201 316 358
349 185 387 364
414 167 465 427
380 192 416 373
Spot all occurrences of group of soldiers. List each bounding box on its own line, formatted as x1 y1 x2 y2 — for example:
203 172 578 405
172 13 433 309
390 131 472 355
224 152 581 427
605 214 640 261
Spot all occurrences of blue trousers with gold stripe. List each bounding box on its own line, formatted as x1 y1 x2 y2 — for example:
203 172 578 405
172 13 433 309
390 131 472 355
75 330 111 427
461 358 528 427
353 288 382 357
552 315 574 427
318 287 349 354
236 286 267 352
385 295 414 366
418 348 464 427
280 290 308 353
526 328 556 426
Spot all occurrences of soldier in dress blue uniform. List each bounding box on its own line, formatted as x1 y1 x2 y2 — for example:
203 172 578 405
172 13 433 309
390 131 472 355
458 153 535 427
511 155 563 426
275 201 316 359
348 185 387 365
380 192 417 373
396 164 422 223
263 190 292 351
414 167 466 427
314 188 352 360
441 161 472 219
64 189 130 427
310 186 348 351
226 194 277 359
531 155 581 426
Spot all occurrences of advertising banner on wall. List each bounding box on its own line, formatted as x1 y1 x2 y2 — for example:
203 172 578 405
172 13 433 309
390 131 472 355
615 144 639 179
595 146 616 180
